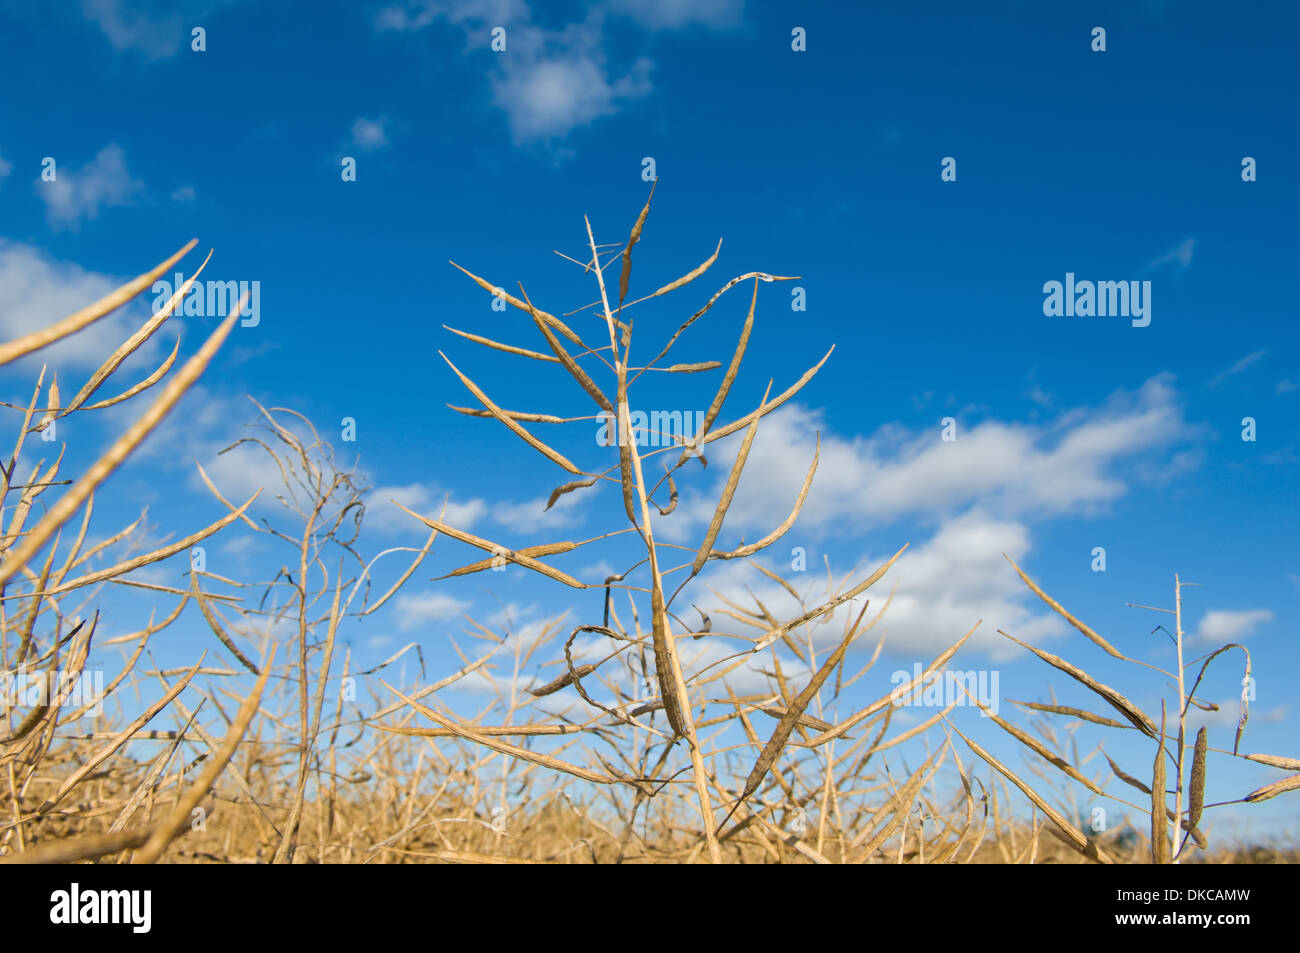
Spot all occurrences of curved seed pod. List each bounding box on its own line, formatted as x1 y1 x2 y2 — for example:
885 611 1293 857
64 251 213 416
442 324 560 363
691 381 772 576
708 434 818 562
953 726 1112 864
726 600 878 831
1244 774 1300 803
653 472 677 516
522 288 614 413
1242 752 1300 770
437 541 577 579
1004 555 1126 660
618 180 655 306
1151 705 1170 864
439 350 583 474
1104 751 1151 794
690 604 711 640
83 335 181 410
446 404 568 423
699 345 834 448
997 630 1156 737
0 240 197 366
448 260 586 348
1010 700 1130 729
529 664 598 697
1189 726 1208 833
395 504 586 589
694 280 758 449
0 303 242 587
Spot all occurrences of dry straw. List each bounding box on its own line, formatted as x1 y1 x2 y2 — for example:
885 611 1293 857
0 201 1293 865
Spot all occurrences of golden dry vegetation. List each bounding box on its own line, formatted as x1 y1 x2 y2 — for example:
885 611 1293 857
2 194 1296 864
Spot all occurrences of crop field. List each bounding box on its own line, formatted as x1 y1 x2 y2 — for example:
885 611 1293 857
1 195 1294 866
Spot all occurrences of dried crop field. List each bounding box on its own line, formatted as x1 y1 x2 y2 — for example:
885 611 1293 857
1 195 1295 866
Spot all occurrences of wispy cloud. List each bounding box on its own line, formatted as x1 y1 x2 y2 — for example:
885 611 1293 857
1209 350 1266 388
647 375 1199 659
350 117 390 150
609 0 743 28
667 375 1192 541
1147 237 1195 270
0 150 12 187
37 143 143 231
677 509 1063 659
81 0 184 59
491 483 596 533
1193 608 1274 644
0 241 156 369
79 0 231 59
1187 697 1286 732
491 40 652 144
367 482 488 534
393 590 472 631
375 0 526 31
375 0 746 143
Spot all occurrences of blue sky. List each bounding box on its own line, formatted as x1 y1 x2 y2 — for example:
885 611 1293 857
0 0 1296 843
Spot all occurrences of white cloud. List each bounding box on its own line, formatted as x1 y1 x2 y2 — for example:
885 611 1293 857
609 0 743 28
350 117 390 150
376 0 528 32
122 563 173 586
487 605 558 644
484 601 539 630
368 482 488 534
170 184 196 202
127 392 493 546
682 510 1063 659
81 0 185 58
393 590 472 631
80 0 233 60
1026 384 1053 408
0 241 161 371
169 399 297 505
1193 609 1274 645
1277 380 1298 396
850 512 1065 659
581 560 617 581
1186 697 1286 733
491 481 596 533
491 46 652 143
375 2 656 142
1147 237 1195 270
125 389 348 529
668 375 1190 541
0 151 12 186
648 378 1197 661
1209 350 1266 388
38 143 144 230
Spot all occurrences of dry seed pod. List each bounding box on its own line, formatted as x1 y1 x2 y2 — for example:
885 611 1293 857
1189 727 1208 831
1151 705 1170 864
